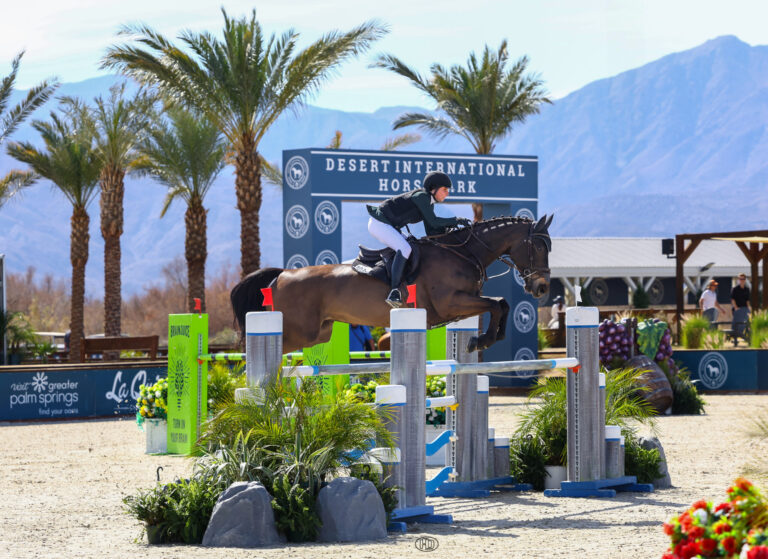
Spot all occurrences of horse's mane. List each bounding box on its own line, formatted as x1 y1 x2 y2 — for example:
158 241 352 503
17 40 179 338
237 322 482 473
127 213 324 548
421 215 534 244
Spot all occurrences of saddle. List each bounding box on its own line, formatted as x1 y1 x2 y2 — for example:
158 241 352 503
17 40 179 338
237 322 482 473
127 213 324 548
351 241 421 285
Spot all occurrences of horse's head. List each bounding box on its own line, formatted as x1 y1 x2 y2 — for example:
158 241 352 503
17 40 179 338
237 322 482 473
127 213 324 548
507 214 552 299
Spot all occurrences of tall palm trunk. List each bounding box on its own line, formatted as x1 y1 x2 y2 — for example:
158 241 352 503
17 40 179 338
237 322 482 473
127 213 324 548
235 134 262 277
100 164 125 337
69 207 89 363
185 197 207 312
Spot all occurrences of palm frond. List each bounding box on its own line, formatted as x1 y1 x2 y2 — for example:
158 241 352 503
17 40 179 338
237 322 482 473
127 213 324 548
259 156 283 188
0 51 59 144
380 132 421 151
0 169 37 208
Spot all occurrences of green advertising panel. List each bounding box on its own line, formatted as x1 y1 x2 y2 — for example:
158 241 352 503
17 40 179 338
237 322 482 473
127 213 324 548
427 326 447 360
302 322 349 398
167 313 208 455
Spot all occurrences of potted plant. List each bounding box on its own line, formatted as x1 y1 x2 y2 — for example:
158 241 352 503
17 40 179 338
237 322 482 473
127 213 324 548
136 378 169 453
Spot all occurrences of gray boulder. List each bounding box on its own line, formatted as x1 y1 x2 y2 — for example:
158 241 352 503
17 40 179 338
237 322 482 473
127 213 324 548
203 481 282 548
316 477 387 542
639 436 672 489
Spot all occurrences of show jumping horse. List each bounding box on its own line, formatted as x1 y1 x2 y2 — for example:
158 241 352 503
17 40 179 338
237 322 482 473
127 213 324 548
231 215 553 354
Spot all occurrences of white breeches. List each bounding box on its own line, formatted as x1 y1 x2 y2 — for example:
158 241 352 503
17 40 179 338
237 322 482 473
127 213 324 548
367 217 412 258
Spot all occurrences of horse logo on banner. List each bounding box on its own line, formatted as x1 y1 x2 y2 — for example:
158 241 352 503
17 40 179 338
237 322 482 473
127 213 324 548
698 352 728 389
285 205 310 239
314 201 339 234
285 156 309 190
513 301 536 333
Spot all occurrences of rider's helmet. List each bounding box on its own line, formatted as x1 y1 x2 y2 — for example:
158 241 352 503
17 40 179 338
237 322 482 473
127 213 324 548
422 171 452 195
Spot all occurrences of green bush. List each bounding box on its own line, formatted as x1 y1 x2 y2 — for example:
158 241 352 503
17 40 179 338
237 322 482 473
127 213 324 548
659 362 706 415
751 311 768 349
271 473 321 543
624 435 662 484
509 435 548 490
701 329 728 349
681 314 711 349
207 362 246 413
632 286 650 309
123 478 219 544
538 326 551 350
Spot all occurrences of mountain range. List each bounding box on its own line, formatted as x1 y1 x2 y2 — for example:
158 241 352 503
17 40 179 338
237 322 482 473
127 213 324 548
1 35 766 295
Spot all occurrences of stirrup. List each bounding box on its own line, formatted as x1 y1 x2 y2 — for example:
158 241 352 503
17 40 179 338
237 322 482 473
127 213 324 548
386 288 403 309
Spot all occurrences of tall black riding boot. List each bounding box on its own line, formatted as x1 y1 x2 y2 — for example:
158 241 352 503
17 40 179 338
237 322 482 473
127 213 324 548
386 250 408 308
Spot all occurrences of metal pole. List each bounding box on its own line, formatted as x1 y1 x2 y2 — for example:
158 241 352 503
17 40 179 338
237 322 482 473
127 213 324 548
374 384 406 509
473 375 489 480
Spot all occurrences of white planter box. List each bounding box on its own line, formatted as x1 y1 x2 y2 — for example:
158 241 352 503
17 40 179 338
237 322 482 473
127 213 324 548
425 425 447 466
145 418 168 454
544 465 567 490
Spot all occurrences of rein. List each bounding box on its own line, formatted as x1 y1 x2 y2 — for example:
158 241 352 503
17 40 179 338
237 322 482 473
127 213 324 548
424 219 550 285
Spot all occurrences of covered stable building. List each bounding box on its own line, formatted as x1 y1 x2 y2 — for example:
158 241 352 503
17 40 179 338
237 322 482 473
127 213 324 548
545 236 766 311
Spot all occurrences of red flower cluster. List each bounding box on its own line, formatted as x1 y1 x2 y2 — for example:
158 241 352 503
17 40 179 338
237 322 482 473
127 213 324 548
661 479 768 558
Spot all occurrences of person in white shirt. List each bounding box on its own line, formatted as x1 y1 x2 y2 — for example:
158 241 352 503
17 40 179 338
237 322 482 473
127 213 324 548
699 279 725 323
548 295 566 328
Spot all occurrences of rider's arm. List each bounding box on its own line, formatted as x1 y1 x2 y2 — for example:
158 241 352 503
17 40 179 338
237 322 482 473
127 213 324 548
411 191 460 234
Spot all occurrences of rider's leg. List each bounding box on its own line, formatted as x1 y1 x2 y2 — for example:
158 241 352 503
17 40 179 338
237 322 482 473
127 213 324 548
367 218 412 306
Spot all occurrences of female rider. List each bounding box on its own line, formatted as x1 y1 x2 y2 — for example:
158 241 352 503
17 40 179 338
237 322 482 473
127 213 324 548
367 171 470 308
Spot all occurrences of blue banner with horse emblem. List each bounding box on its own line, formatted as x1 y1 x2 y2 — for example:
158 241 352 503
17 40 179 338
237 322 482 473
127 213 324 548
674 349 762 391
282 148 539 384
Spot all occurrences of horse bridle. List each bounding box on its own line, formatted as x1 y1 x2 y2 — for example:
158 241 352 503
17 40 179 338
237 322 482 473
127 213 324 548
428 220 551 284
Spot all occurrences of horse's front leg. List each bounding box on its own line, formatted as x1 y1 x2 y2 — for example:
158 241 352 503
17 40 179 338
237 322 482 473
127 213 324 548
493 297 511 342
448 292 506 352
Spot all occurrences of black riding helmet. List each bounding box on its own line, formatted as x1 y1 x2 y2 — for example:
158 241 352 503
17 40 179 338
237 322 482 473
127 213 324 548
422 171 452 195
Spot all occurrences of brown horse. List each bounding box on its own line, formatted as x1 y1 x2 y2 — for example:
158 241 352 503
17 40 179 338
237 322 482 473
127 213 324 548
231 214 553 353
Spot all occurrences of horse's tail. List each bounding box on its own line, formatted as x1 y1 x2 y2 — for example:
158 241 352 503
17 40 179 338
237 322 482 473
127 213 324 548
230 267 284 344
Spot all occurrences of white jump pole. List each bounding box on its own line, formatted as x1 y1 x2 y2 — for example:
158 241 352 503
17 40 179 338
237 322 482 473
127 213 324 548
244 311 283 385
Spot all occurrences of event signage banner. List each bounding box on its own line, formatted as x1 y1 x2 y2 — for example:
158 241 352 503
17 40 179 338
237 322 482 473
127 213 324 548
282 148 539 385
167 313 207 455
1 365 165 421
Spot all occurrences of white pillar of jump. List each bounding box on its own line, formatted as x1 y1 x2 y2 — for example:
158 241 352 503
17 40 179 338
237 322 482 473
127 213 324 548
244 311 283 386
474 375 490 480
374 384 406 509
566 306 602 482
389 308 427 508
486 425 495 479
598 372 606 480
605 425 622 479
445 316 479 482
494 436 511 478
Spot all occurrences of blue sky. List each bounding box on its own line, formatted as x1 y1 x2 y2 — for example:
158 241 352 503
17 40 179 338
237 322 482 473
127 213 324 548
3 0 768 111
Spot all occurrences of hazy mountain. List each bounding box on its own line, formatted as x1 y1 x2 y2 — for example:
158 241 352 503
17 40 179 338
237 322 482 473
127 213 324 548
1 35 766 296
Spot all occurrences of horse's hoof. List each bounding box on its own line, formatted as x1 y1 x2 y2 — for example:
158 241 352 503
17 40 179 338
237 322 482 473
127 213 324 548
466 336 479 353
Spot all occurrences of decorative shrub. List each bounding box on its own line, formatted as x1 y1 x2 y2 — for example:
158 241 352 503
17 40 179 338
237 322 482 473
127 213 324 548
624 436 662 484
122 478 219 544
508 434 548 491
662 478 768 558
659 362 706 415
681 314 711 349
751 311 768 349
340 376 448 426
207 361 246 413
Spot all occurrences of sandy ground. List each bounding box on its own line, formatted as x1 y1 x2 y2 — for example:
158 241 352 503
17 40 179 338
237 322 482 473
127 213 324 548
1 394 767 559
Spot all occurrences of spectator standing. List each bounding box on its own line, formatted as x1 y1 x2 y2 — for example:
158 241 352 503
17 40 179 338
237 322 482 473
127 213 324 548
700 279 725 323
730 273 751 313
349 324 375 352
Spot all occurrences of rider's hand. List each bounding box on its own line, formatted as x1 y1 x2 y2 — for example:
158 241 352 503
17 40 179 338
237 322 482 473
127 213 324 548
457 218 472 227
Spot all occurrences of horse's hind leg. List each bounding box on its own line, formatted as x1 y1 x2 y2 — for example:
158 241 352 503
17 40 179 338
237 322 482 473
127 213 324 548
494 298 511 342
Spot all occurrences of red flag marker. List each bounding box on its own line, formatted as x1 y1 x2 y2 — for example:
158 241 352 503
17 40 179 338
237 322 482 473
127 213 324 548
193 298 202 315
406 284 417 308
569 365 581 374
261 287 274 311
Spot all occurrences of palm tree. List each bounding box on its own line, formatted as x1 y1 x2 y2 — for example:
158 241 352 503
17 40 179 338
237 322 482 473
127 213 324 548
373 40 551 220
132 107 226 312
63 84 156 338
260 130 421 188
101 9 386 276
0 51 59 209
6 109 101 363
